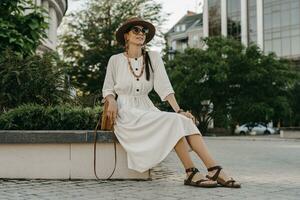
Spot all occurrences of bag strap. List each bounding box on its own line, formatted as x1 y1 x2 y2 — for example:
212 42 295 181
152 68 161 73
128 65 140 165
93 101 117 180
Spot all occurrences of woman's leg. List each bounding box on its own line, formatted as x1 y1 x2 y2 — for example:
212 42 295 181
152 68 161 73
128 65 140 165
185 134 235 181
173 136 194 169
185 134 217 168
173 136 216 183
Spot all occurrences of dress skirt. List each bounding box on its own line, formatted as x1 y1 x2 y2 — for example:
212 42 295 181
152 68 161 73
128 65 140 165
113 94 201 173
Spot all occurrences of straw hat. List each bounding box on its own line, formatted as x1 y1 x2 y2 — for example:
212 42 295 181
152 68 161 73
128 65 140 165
115 17 156 46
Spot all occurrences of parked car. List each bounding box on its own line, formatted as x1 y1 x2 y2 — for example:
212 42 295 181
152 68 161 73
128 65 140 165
234 124 249 135
234 122 276 135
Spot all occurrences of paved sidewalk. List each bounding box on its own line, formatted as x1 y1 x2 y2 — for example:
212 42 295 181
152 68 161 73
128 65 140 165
0 136 299 200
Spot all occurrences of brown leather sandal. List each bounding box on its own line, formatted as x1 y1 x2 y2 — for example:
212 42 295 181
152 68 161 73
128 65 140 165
184 167 218 188
206 166 241 188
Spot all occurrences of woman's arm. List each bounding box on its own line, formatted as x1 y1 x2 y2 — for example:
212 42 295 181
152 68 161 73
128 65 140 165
165 93 196 123
102 56 118 122
164 93 180 113
151 51 195 123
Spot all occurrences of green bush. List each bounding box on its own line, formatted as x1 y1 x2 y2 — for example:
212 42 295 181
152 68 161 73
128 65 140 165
0 48 74 112
0 103 103 130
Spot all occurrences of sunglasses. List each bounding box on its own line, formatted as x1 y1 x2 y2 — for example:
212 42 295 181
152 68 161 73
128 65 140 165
129 26 149 35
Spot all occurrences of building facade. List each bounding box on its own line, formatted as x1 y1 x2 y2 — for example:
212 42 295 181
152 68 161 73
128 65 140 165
165 11 204 59
203 0 300 64
25 0 68 53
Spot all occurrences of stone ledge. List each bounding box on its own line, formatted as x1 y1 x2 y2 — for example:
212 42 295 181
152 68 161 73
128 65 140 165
0 130 150 180
204 135 300 141
0 130 117 144
280 127 300 139
281 127 300 131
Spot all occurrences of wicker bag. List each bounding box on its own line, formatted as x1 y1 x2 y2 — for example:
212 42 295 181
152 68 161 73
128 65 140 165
100 99 114 130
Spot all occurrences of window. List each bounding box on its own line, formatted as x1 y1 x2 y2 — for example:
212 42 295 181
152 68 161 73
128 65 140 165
227 0 241 41
181 24 186 31
208 0 221 36
248 0 257 44
282 37 291 56
291 36 300 54
263 0 300 57
171 40 177 50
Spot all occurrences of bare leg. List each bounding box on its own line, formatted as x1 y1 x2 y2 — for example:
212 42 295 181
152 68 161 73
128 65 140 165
173 136 216 184
186 134 238 182
185 134 217 168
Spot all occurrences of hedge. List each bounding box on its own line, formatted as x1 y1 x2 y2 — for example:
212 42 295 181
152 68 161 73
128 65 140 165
0 103 103 130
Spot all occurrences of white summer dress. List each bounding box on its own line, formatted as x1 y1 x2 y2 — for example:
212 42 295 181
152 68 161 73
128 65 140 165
102 50 201 173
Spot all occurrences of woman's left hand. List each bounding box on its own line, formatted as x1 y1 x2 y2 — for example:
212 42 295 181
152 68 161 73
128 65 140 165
179 110 196 124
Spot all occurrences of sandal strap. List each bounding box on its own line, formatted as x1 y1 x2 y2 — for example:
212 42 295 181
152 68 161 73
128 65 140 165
207 165 222 181
185 167 199 184
185 167 199 173
207 165 222 172
224 178 236 186
195 179 209 184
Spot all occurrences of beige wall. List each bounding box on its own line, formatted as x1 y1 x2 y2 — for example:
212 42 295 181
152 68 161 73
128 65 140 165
0 143 150 180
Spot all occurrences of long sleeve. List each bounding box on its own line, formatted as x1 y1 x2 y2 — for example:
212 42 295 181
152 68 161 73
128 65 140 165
102 56 117 99
152 51 175 102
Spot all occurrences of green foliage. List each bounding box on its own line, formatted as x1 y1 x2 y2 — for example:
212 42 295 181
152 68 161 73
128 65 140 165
0 0 48 57
290 81 300 126
0 103 101 130
58 0 168 102
0 48 73 112
166 36 299 132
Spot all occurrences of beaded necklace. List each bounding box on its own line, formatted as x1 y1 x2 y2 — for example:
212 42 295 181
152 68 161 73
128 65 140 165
124 52 145 78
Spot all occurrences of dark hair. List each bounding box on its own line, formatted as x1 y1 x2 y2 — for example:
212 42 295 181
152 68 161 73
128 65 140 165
142 48 154 81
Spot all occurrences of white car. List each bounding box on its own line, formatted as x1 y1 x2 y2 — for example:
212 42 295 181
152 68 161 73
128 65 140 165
235 122 276 135
234 124 249 135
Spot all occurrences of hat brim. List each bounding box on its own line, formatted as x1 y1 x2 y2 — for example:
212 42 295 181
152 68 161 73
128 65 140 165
116 20 155 46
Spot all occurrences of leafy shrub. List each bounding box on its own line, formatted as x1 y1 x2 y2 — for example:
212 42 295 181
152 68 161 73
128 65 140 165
0 48 74 112
0 103 103 130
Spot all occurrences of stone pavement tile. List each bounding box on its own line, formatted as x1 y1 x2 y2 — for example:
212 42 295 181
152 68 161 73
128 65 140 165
0 137 299 200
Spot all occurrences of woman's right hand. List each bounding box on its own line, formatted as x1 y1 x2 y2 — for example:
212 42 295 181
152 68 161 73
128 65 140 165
106 98 118 124
178 110 196 124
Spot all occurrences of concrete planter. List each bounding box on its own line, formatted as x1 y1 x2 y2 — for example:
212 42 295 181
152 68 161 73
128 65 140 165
0 130 151 180
280 127 300 139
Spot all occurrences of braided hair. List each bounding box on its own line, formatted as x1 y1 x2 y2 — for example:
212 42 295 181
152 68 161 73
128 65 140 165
141 46 154 81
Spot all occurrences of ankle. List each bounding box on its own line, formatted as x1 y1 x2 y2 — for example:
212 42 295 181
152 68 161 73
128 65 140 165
185 166 197 175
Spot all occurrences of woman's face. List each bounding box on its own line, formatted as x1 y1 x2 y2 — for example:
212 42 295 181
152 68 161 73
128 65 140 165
124 25 147 46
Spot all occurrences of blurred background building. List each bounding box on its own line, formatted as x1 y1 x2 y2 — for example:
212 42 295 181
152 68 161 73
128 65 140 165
25 0 68 53
165 11 204 59
202 0 300 67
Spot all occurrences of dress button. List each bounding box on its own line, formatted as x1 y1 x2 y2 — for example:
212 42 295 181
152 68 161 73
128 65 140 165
136 78 139 81
135 68 138 71
136 89 139 92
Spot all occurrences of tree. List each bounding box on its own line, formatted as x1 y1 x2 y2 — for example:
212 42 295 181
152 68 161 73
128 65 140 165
229 45 298 127
290 80 300 126
58 0 168 101
166 36 299 133
0 0 48 57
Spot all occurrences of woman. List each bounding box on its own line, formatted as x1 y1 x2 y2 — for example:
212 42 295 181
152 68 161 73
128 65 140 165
102 17 241 188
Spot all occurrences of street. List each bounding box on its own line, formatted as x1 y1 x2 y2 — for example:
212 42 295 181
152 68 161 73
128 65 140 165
0 136 299 200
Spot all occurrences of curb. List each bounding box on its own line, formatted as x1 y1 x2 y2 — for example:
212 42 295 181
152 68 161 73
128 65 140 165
203 136 300 142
